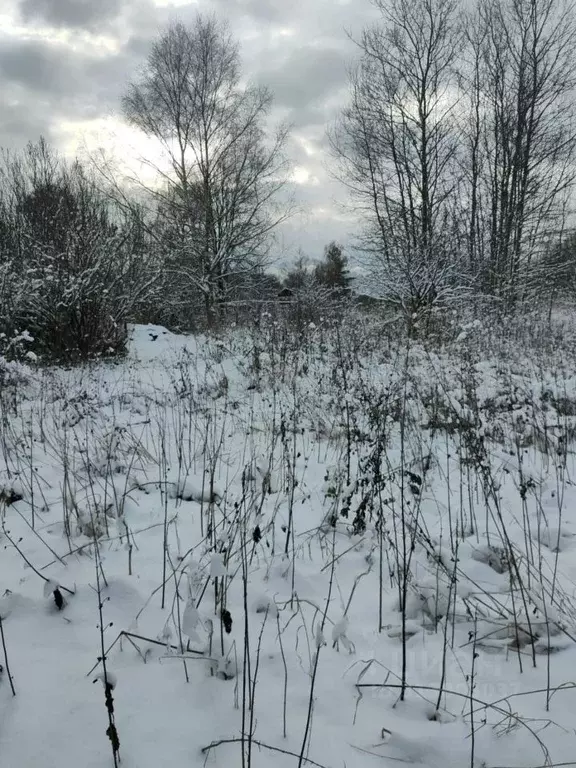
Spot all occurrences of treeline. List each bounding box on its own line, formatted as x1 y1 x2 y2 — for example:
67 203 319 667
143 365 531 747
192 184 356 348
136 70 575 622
0 137 351 362
2 1 576 362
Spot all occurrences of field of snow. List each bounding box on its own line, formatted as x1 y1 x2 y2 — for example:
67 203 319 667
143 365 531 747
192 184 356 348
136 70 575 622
2 314 576 768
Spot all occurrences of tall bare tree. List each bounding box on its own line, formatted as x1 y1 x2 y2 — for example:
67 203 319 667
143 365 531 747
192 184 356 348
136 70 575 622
465 0 576 303
331 0 464 317
122 15 292 325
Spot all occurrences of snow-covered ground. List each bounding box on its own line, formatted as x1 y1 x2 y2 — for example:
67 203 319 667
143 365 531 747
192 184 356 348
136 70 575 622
2 317 576 768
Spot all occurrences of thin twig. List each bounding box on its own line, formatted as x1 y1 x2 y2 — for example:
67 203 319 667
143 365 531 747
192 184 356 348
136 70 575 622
201 738 329 768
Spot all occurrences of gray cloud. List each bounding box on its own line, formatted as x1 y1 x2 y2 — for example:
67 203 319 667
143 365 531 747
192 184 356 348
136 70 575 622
0 100 57 149
261 46 347 109
0 37 134 118
239 0 292 23
205 0 374 39
284 106 330 129
0 39 72 95
19 0 122 30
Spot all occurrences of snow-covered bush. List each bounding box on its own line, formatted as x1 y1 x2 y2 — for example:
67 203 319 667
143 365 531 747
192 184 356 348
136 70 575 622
0 355 31 389
0 140 159 362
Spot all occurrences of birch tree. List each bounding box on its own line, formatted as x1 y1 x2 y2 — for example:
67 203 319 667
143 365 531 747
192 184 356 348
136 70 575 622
468 0 576 304
122 15 291 325
331 0 464 317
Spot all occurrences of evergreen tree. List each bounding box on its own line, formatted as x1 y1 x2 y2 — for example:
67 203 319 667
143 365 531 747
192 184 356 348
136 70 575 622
314 242 351 292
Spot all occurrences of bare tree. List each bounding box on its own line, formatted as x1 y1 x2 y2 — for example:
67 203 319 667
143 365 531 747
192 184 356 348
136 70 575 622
466 0 576 304
122 15 292 325
458 10 488 278
331 0 464 319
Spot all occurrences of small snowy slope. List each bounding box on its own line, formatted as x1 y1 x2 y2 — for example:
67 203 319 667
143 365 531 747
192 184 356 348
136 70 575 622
1 320 576 768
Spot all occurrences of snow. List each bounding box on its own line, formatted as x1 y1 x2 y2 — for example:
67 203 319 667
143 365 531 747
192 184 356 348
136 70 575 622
2 319 576 767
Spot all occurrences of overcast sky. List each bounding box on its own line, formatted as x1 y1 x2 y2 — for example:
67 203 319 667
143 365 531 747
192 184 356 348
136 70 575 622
0 0 380 268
